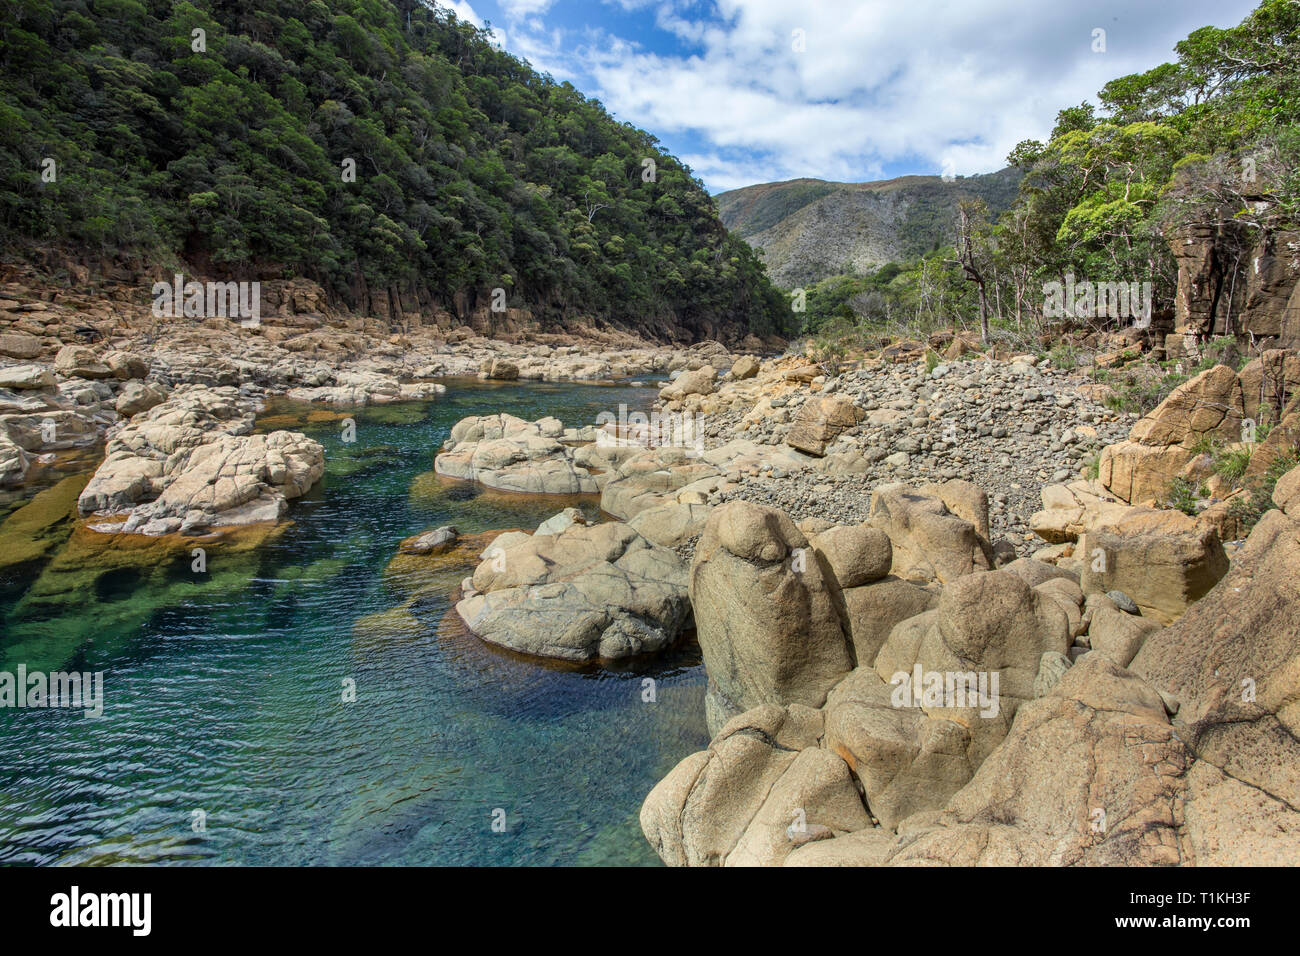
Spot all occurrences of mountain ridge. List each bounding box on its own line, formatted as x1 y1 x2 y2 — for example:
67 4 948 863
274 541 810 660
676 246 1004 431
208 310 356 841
717 168 1022 288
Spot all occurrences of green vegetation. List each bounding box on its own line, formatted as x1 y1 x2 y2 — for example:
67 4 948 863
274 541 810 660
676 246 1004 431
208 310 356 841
1215 447 1252 483
789 0 1300 346
0 0 789 336
1166 476 1202 516
1228 450 1299 532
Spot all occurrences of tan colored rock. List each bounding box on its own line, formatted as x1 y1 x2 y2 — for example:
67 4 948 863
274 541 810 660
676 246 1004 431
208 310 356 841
456 521 690 661
784 394 863 457
115 380 167 417
810 524 892 588
1129 507 1300 864
1274 462 1300 515
627 500 712 547
1079 507 1229 624
1129 364 1244 447
0 334 43 359
885 655 1187 866
919 479 990 540
1087 605 1162 667
690 501 852 714
0 364 55 390
660 365 715 400
1097 440 1193 504
640 704 854 866
839 576 936 668
783 826 898 866
78 385 322 535
867 483 992 584
53 344 111 379
730 355 760 379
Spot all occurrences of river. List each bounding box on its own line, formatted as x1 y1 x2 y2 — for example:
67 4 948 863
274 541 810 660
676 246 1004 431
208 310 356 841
0 378 707 865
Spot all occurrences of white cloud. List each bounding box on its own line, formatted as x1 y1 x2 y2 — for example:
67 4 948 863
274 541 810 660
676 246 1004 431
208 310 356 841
491 0 1262 190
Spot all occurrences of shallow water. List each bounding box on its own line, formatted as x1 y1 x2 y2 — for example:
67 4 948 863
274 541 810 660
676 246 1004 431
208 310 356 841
0 379 708 866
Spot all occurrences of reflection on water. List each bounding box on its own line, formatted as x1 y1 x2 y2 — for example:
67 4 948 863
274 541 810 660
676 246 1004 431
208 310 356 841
0 379 705 866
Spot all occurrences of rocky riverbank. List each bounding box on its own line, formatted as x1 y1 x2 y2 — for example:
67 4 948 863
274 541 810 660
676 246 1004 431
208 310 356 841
420 339 1300 867
0 272 753 532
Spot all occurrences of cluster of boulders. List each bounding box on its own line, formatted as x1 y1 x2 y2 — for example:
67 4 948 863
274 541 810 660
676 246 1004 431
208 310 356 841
646 349 1131 551
76 386 323 536
1097 352 1300 538
639 463 1300 866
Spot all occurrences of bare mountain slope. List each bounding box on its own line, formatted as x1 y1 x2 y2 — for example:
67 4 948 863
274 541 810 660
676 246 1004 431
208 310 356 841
717 170 1022 288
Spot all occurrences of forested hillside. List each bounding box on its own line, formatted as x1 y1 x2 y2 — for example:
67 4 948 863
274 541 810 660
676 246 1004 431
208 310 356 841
0 0 789 340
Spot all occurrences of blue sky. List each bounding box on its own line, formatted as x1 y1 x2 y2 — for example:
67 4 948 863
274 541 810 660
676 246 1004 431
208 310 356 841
440 0 1262 194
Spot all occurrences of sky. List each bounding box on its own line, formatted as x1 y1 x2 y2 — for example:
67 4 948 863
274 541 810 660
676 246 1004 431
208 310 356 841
438 0 1262 194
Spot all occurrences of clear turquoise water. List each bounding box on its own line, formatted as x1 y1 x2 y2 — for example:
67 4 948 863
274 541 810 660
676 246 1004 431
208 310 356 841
0 379 707 866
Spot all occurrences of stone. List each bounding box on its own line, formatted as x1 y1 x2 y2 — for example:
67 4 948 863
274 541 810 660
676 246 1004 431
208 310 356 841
810 524 892 588
784 395 864 457
0 334 42 360
434 414 599 494
885 655 1187 865
1106 589 1139 613
1087 605 1161 667
730 355 760 379
1079 507 1229 624
455 521 690 661
0 364 55 390
690 501 852 714
115 380 166 417
77 385 323 534
640 704 867 867
54 345 112 379
401 525 459 555
867 483 993 585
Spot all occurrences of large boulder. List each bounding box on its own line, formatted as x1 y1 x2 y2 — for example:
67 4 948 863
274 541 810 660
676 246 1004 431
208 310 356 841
53 344 112 379
0 364 55 390
882 655 1188 865
0 334 43 360
1029 480 1134 544
1129 507 1300 864
640 704 870 867
660 365 715 401
730 355 760 380
784 395 864 457
826 569 1072 827
867 483 993 584
690 501 853 722
115 380 167 417
1079 507 1229 624
1100 365 1246 504
434 413 599 494
454 520 691 661
77 385 323 535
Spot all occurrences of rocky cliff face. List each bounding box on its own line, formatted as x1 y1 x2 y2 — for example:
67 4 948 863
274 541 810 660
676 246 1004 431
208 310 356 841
717 170 1022 289
1166 219 1300 355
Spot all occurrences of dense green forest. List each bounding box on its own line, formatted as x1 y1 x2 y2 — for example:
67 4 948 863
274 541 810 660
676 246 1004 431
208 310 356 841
798 0 1300 343
0 0 790 338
